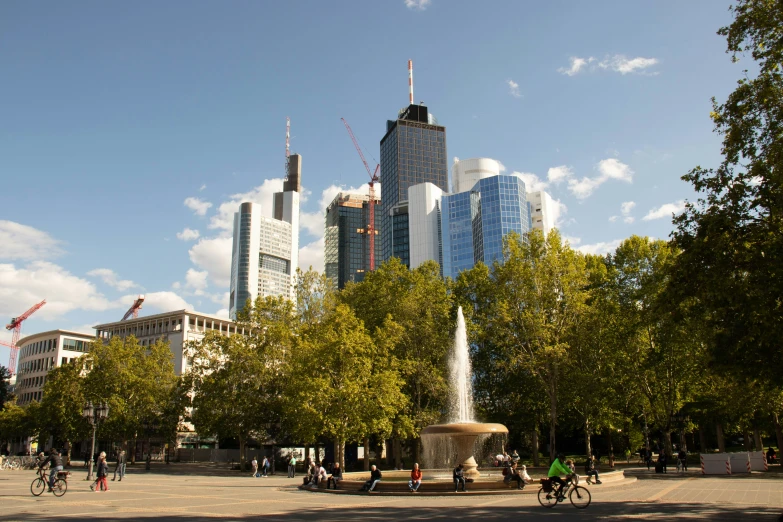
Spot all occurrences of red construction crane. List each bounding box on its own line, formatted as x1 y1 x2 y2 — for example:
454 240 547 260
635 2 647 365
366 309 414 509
341 118 380 271
121 295 145 321
4 299 46 376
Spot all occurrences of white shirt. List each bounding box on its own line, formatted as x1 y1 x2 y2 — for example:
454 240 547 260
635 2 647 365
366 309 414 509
317 466 327 479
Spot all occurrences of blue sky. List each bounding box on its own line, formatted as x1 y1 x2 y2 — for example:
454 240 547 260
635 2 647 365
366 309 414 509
0 0 739 364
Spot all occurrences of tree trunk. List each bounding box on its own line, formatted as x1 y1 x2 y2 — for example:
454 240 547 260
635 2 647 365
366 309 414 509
605 428 615 468
532 425 540 467
65 440 72 467
271 444 276 475
549 381 557 463
584 421 592 462
304 444 310 468
699 427 707 453
131 436 137 464
413 437 420 465
239 435 246 471
376 440 383 469
774 413 783 456
363 437 370 471
314 442 320 464
393 438 402 469
664 429 673 457
753 428 762 452
743 429 752 451
716 423 726 453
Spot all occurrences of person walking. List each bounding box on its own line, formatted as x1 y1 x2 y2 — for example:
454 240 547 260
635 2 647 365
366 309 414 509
112 450 126 481
453 464 467 492
409 463 422 492
657 450 668 474
251 456 259 478
261 456 270 477
94 452 110 492
677 447 688 472
288 455 296 478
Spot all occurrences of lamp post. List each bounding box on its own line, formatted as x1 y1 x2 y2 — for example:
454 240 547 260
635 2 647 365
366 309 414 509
82 401 110 481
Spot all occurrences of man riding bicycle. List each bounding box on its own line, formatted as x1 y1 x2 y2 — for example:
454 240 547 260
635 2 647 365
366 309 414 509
548 453 573 496
38 449 63 491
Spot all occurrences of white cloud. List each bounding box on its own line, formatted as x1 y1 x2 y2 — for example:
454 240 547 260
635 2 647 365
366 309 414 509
624 217 635 224
86 268 138 292
558 57 589 76
549 198 568 228
215 308 230 319
576 239 623 256
599 55 659 75
172 281 181 290
404 0 431 10
609 216 619 223
512 172 548 192
643 200 686 221
620 201 636 215
507 79 521 98
188 236 233 288
184 197 213 216
496 161 506 172
299 237 325 273
559 55 659 76
563 235 582 246
300 211 324 238
547 165 573 185
176 228 200 241
185 269 209 291
209 178 284 232
0 261 120 320
0 221 64 260
131 291 193 313
199 184 207 192
567 159 633 199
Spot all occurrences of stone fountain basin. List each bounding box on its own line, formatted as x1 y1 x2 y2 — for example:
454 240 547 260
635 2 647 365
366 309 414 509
419 422 508 435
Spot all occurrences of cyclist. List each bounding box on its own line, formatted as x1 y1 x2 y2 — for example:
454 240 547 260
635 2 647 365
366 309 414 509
547 453 573 496
39 449 63 492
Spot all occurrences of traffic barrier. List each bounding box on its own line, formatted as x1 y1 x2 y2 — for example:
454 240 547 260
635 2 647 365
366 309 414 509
748 451 768 472
700 453 731 475
729 452 751 474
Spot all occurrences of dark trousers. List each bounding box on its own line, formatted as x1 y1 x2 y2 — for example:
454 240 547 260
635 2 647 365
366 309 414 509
586 470 599 481
454 477 466 491
550 475 566 494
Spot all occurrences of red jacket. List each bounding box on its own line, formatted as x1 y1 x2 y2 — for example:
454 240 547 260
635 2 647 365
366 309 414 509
410 469 422 481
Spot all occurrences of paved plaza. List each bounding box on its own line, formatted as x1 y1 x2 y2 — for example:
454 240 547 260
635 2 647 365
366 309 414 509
0 464 781 521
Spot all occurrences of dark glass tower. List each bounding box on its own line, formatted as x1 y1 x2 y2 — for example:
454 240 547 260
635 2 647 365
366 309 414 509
379 104 448 267
324 193 381 289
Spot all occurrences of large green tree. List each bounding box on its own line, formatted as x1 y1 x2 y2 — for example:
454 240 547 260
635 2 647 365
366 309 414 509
0 366 13 410
673 0 783 385
37 362 90 464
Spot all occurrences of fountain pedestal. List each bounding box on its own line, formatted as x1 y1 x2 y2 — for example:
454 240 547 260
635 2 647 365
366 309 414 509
421 422 508 480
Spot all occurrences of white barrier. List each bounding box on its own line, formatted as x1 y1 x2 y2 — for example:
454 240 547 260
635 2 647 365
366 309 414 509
700 453 731 475
749 451 768 472
729 452 751 473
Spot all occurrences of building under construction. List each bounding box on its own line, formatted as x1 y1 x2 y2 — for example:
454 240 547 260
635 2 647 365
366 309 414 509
324 192 381 289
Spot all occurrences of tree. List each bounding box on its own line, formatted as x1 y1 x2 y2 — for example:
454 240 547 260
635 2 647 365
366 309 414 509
0 366 12 410
340 259 453 463
187 295 295 471
282 304 407 468
37 362 90 464
673 0 783 386
492 229 589 462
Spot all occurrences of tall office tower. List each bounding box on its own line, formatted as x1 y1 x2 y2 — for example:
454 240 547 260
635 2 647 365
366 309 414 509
527 190 557 235
273 152 301 282
229 202 295 318
324 192 381 289
408 182 444 270
379 67 448 268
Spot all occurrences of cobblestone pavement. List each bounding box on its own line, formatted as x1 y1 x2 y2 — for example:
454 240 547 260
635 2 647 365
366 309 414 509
0 465 780 521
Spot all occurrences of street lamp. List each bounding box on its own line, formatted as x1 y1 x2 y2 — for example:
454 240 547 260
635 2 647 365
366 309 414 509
83 401 110 481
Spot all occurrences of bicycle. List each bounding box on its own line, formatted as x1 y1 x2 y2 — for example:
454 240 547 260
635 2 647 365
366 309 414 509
31 467 68 497
538 474 591 509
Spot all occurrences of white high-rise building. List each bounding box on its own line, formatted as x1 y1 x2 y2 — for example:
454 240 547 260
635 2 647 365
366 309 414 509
527 190 557 235
228 154 301 318
451 158 502 193
408 182 444 270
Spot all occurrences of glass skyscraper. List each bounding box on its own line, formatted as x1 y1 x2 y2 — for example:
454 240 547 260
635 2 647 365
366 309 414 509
379 104 448 267
324 193 381 289
440 174 532 280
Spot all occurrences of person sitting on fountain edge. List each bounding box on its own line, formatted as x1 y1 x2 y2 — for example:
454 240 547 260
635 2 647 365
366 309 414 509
409 463 422 492
361 465 382 492
453 463 467 492
548 453 573 495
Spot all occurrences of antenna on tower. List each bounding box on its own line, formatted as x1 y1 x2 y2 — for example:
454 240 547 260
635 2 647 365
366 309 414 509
285 117 291 180
408 60 414 105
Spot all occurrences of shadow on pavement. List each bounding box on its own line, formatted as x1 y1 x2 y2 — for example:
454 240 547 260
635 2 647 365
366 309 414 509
8 503 782 522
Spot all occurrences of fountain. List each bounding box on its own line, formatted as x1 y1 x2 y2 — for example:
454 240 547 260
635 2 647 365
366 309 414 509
420 306 508 480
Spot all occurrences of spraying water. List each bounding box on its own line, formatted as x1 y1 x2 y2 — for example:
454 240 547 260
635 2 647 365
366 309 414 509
449 306 474 423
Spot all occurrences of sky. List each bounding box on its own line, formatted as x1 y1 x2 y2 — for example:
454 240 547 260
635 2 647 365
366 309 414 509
0 0 741 365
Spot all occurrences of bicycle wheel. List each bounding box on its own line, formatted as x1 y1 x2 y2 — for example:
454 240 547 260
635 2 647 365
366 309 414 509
569 485 591 509
537 487 557 508
31 478 45 496
52 478 67 497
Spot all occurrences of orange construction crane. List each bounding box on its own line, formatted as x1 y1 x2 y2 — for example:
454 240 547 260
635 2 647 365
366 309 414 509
341 118 380 271
121 295 145 321
4 299 46 376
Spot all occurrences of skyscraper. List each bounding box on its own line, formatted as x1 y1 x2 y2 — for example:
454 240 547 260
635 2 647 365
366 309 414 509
379 103 448 268
228 153 301 318
324 192 381 289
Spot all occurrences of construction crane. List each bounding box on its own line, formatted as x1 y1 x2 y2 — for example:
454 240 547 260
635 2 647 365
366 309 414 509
341 118 380 271
4 299 46 376
121 295 145 321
